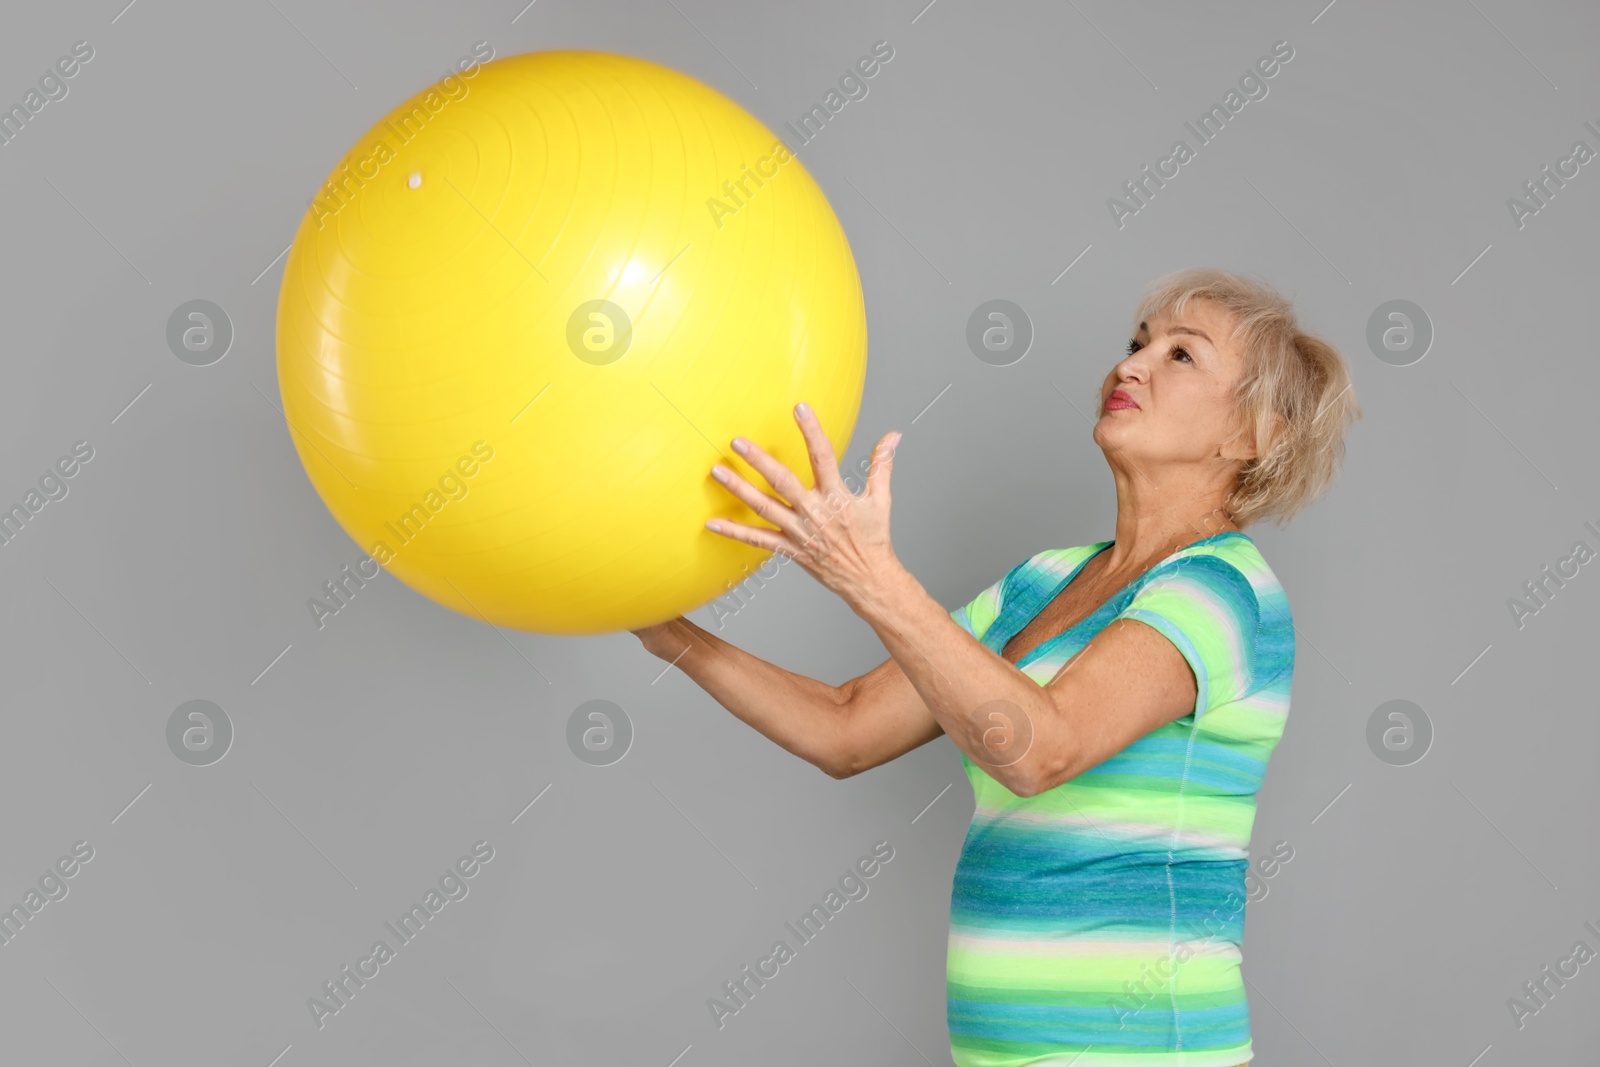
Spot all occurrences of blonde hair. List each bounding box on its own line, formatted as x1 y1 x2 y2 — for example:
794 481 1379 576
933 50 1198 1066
1131 267 1361 529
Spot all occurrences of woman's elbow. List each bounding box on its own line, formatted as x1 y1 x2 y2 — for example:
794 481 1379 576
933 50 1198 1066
1009 752 1079 797
821 749 860 780
1000 768 1041 798
819 685 864 780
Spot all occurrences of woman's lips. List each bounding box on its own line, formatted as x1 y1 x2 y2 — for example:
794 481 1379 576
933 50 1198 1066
1105 390 1139 411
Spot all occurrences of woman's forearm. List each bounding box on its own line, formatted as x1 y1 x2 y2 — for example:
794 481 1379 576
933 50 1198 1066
645 617 852 776
845 563 1057 796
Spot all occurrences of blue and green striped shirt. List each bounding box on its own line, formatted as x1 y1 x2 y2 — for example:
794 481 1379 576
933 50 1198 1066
945 530 1293 1066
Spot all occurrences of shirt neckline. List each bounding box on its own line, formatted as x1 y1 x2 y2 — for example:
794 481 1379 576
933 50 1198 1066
998 530 1250 671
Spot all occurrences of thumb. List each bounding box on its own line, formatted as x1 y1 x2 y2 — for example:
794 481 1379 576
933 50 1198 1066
865 431 901 497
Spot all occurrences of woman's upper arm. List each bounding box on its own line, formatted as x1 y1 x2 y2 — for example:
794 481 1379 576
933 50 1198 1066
832 656 945 779
1027 619 1201 791
1029 555 1261 793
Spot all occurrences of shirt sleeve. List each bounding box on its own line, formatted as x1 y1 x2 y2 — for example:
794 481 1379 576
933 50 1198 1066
1114 554 1261 723
949 557 1029 642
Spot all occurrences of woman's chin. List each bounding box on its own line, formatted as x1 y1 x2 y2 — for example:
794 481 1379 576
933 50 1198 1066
1092 418 1138 453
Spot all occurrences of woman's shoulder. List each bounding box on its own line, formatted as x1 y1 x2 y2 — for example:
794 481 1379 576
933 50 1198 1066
1162 530 1291 621
1169 529 1268 570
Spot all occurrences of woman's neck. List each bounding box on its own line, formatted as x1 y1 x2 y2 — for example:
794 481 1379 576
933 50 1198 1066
1101 509 1239 576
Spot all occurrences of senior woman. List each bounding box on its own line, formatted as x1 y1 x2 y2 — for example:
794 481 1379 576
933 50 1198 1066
632 267 1359 1067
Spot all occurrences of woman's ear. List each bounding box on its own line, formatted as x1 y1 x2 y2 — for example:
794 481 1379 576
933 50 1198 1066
1218 422 1256 463
1221 411 1281 464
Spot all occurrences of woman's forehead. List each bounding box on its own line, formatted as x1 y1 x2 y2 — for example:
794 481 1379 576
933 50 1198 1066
1138 303 1240 351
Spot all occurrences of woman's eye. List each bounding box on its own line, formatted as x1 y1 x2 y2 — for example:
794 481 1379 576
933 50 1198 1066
1127 338 1191 363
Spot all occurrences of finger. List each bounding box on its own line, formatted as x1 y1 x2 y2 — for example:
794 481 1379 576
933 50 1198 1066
710 463 809 542
731 435 817 514
792 401 849 501
865 430 902 498
705 515 795 558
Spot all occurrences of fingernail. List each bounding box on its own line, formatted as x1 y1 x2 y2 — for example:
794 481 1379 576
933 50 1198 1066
711 465 729 482
731 438 748 455
795 401 811 418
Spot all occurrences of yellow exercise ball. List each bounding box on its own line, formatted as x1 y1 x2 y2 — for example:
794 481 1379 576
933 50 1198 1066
276 49 867 635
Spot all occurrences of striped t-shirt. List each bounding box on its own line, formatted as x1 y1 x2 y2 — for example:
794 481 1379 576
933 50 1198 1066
944 530 1293 1067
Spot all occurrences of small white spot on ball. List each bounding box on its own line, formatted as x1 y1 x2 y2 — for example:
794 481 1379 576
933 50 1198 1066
408 172 423 190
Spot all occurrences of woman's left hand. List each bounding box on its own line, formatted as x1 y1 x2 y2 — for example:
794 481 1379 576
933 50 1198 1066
706 402 902 607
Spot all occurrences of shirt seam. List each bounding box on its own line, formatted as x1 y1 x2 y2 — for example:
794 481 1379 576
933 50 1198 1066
1165 691 1204 1050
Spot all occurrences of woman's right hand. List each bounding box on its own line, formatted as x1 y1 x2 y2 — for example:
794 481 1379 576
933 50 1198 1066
630 616 689 660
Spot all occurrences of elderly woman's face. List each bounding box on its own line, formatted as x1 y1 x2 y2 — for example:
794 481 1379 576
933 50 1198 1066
1093 299 1252 466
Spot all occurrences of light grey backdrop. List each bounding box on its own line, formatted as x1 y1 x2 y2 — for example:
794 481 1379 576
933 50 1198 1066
2 0 1597 1064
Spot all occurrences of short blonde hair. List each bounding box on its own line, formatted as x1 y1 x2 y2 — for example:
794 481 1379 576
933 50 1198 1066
1132 267 1361 529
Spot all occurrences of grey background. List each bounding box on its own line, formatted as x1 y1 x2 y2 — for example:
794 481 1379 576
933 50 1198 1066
2 0 1597 1064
